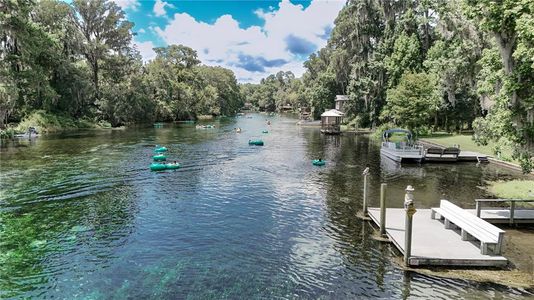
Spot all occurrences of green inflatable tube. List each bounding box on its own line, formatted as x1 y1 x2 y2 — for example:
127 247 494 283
312 159 325 166
150 163 167 171
150 163 181 171
248 140 264 146
153 154 167 161
154 146 168 153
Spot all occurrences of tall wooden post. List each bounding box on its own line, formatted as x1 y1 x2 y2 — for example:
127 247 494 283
404 185 416 266
362 167 370 216
380 183 387 236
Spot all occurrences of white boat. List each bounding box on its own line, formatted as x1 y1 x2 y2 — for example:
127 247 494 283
380 129 423 163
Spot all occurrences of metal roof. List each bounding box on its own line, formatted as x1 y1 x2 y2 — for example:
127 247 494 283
321 109 344 117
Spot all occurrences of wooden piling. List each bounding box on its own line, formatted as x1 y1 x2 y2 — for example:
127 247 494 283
363 173 368 215
403 185 415 266
380 183 387 236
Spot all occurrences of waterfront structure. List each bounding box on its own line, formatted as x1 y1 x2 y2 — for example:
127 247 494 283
320 109 344 134
380 129 424 162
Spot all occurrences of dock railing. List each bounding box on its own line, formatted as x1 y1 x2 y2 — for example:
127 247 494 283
475 198 534 224
382 142 424 155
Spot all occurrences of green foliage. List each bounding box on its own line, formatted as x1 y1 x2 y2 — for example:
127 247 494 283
371 123 396 140
0 127 16 139
464 0 534 172
381 72 440 132
0 1 243 128
385 32 422 88
15 110 97 132
239 71 301 114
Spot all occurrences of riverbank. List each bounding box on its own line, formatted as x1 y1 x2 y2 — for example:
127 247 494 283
420 133 518 164
1 110 113 140
418 136 534 175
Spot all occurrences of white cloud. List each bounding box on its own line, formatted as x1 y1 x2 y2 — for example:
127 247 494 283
112 0 139 11
133 40 157 62
152 0 345 83
137 28 146 34
154 0 174 17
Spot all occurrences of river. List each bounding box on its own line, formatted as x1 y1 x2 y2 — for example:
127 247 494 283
0 114 532 299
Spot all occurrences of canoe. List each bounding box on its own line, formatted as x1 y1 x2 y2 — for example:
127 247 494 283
312 159 325 166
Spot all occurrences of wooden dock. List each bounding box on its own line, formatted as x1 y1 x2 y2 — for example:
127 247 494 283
418 140 488 163
458 151 488 162
367 208 508 267
473 199 534 224
467 209 534 224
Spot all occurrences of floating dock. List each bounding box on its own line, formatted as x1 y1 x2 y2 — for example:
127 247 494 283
367 208 508 267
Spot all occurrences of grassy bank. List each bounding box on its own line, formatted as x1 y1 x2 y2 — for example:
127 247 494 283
420 133 517 163
487 180 534 199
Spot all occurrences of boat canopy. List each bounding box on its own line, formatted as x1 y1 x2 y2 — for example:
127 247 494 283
382 128 413 140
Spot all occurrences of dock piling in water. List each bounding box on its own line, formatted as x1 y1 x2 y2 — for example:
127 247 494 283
380 183 387 236
404 185 416 266
362 167 370 216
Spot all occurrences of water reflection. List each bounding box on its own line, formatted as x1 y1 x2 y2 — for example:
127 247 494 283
0 114 532 299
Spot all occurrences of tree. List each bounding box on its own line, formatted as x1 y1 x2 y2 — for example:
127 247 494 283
465 0 534 171
381 72 440 132
71 0 134 102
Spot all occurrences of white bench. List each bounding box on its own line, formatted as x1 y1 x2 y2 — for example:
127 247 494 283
431 200 505 255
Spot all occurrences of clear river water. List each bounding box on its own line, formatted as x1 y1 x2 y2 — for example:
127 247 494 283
0 114 532 299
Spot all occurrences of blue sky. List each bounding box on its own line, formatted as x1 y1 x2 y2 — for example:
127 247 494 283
111 0 345 82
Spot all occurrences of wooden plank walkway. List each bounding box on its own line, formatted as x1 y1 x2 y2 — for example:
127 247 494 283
368 208 508 267
458 151 487 162
466 209 534 224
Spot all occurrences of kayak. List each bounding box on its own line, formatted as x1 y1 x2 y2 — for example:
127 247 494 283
312 159 325 166
249 140 264 146
150 163 181 171
153 154 167 161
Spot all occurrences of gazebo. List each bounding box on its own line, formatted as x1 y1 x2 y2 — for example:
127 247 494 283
320 109 344 134
335 95 349 113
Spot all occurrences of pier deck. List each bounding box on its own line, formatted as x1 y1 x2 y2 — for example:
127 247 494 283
367 208 508 267
457 151 487 162
467 209 534 224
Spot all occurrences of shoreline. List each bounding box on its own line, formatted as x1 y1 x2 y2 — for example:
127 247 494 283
418 139 534 176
